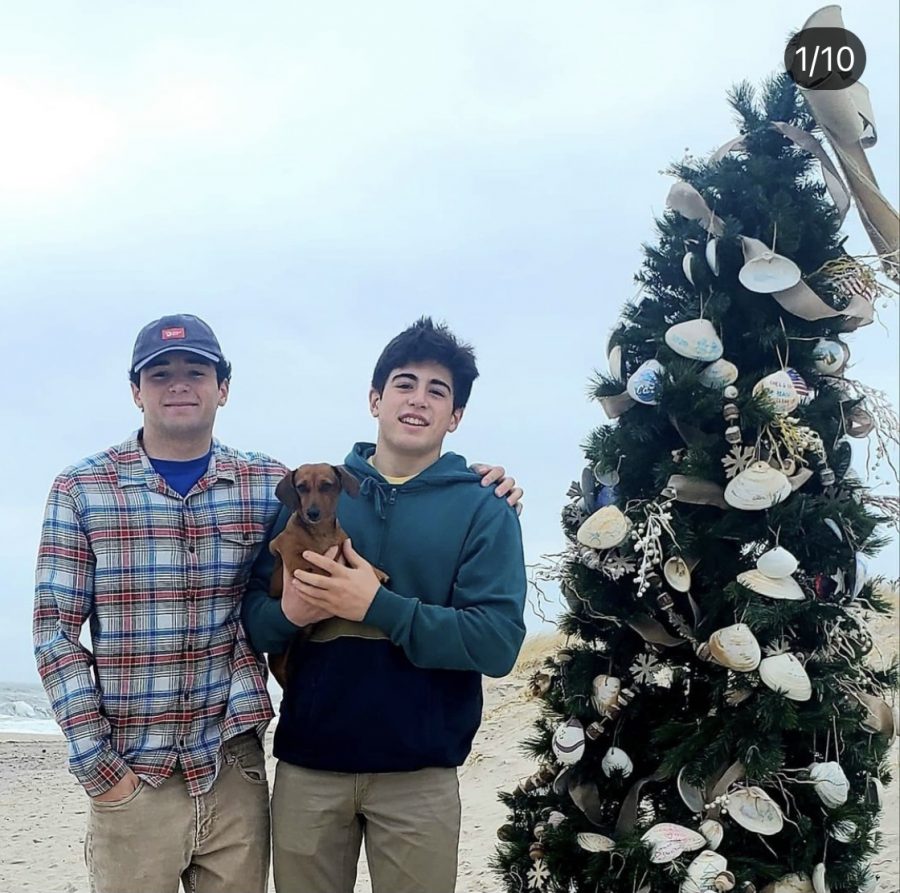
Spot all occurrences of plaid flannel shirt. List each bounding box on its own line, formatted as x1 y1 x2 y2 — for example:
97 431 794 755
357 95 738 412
33 432 287 797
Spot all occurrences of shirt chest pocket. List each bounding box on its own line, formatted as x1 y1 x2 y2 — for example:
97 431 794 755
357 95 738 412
216 520 269 586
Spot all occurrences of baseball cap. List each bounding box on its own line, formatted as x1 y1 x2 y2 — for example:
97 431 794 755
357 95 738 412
131 314 225 374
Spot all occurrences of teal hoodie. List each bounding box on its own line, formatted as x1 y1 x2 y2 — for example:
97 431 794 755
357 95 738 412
241 443 527 772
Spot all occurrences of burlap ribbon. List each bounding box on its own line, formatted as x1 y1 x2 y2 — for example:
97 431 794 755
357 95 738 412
666 474 729 510
599 392 636 419
666 182 725 236
798 6 900 283
628 614 688 648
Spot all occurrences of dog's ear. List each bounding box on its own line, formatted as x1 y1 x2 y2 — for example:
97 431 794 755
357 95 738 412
333 465 360 498
275 470 301 511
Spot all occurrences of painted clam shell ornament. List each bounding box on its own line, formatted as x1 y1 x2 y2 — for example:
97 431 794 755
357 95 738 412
724 461 792 510
665 319 724 362
737 570 804 601
664 556 692 592
680 850 730 893
640 823 706 864
738 236 802 293
698 358 739 389
726 785 784 835
626 359 665 405
601 746 633 778
551 718 585 766
757 546 799 578
576 506 630 550
752 370 801 415
812 338 850 375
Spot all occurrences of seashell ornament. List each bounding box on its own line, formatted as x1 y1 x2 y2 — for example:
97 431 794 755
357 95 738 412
677 766 706 813
760 874 814 893
664 556 692 592
551 718 585 766
753 370 801 415
601 746 633 778
699 358 739 389
829 819 857 843
708 623 762 672
699 819 724 850
680 850 729 893
808 761 850 808
576 506 630 550
812 338 850 375
757 546 799 578
627 359 665 405
683 251 697 286
737 569 804 601
608 343 623 380
758 653 812 701
641 822 706 864
857 693 896 740
576 832 615 852
591 674 621 716
665 319 724 362
706 238 720 275
812 863 830 893
738 236 802 293
852 553 868 598
726 785 784 835
725 461 792 510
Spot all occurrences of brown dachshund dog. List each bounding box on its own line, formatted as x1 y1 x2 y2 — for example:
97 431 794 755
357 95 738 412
267 463 388 687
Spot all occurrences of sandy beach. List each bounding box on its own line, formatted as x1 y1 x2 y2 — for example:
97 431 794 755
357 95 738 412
2 625 897 893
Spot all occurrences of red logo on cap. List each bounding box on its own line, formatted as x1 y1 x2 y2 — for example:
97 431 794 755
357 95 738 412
161 327 186 340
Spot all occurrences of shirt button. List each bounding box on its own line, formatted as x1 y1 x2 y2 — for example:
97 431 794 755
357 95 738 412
188 544 196 553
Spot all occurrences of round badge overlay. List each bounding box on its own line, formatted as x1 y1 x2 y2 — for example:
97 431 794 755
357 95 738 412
784 27 866 90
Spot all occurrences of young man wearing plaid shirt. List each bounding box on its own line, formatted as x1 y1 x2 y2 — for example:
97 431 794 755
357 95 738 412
33 313 522 893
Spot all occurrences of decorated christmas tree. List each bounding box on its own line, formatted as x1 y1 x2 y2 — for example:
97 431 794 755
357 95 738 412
493 71 898 893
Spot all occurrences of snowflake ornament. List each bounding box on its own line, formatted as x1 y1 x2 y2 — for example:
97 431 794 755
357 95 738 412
527 858 551 890
630 651 661 685
722 445 756 479
764 637 791 657
600 549 637 581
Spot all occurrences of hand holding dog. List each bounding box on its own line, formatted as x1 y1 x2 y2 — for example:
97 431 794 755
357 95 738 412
293 539 381 622
280 545 340 627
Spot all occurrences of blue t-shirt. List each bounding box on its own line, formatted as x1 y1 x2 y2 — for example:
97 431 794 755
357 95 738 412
150 449 212 497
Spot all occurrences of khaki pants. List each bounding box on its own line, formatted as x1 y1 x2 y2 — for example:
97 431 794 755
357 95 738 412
85 733 270 893
271 762 461 893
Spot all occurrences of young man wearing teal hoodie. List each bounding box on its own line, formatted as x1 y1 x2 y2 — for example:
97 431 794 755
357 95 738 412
242 317 527 893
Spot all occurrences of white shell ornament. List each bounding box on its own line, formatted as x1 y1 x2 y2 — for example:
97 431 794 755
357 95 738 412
761 874 814 893
681 850 729 893
756 546 799 578
677 766 706 812
706 238 720 275
576 832 615 852
640 822 706 864
812 338 850 375
551 718 585 766
699 819 724 850
699 358 739 389
591 674 621 716
738 236 802 293
683 251 697 286
808 761 849 808
601 746 633 778
725 461 792 510
829 820 857 843
665 319 724 362
737 569 805 601
853 553 868 598
627 359 665 405
576 506 630 550
752 370 801 415
812 863 830 893
664 556 692 593
608 343 623 380
708 623 761 672
726 785 784 835
758 653 812 701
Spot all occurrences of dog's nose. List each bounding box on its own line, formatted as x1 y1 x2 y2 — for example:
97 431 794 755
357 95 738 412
306 506 321 521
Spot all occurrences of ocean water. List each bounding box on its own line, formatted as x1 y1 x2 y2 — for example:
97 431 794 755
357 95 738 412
0 682 61 736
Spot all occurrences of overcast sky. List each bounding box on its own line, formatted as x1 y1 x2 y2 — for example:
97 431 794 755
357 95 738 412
1 2 897 683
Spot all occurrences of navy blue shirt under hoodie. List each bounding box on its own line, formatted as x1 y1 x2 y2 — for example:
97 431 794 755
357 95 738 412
242 443 528 773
